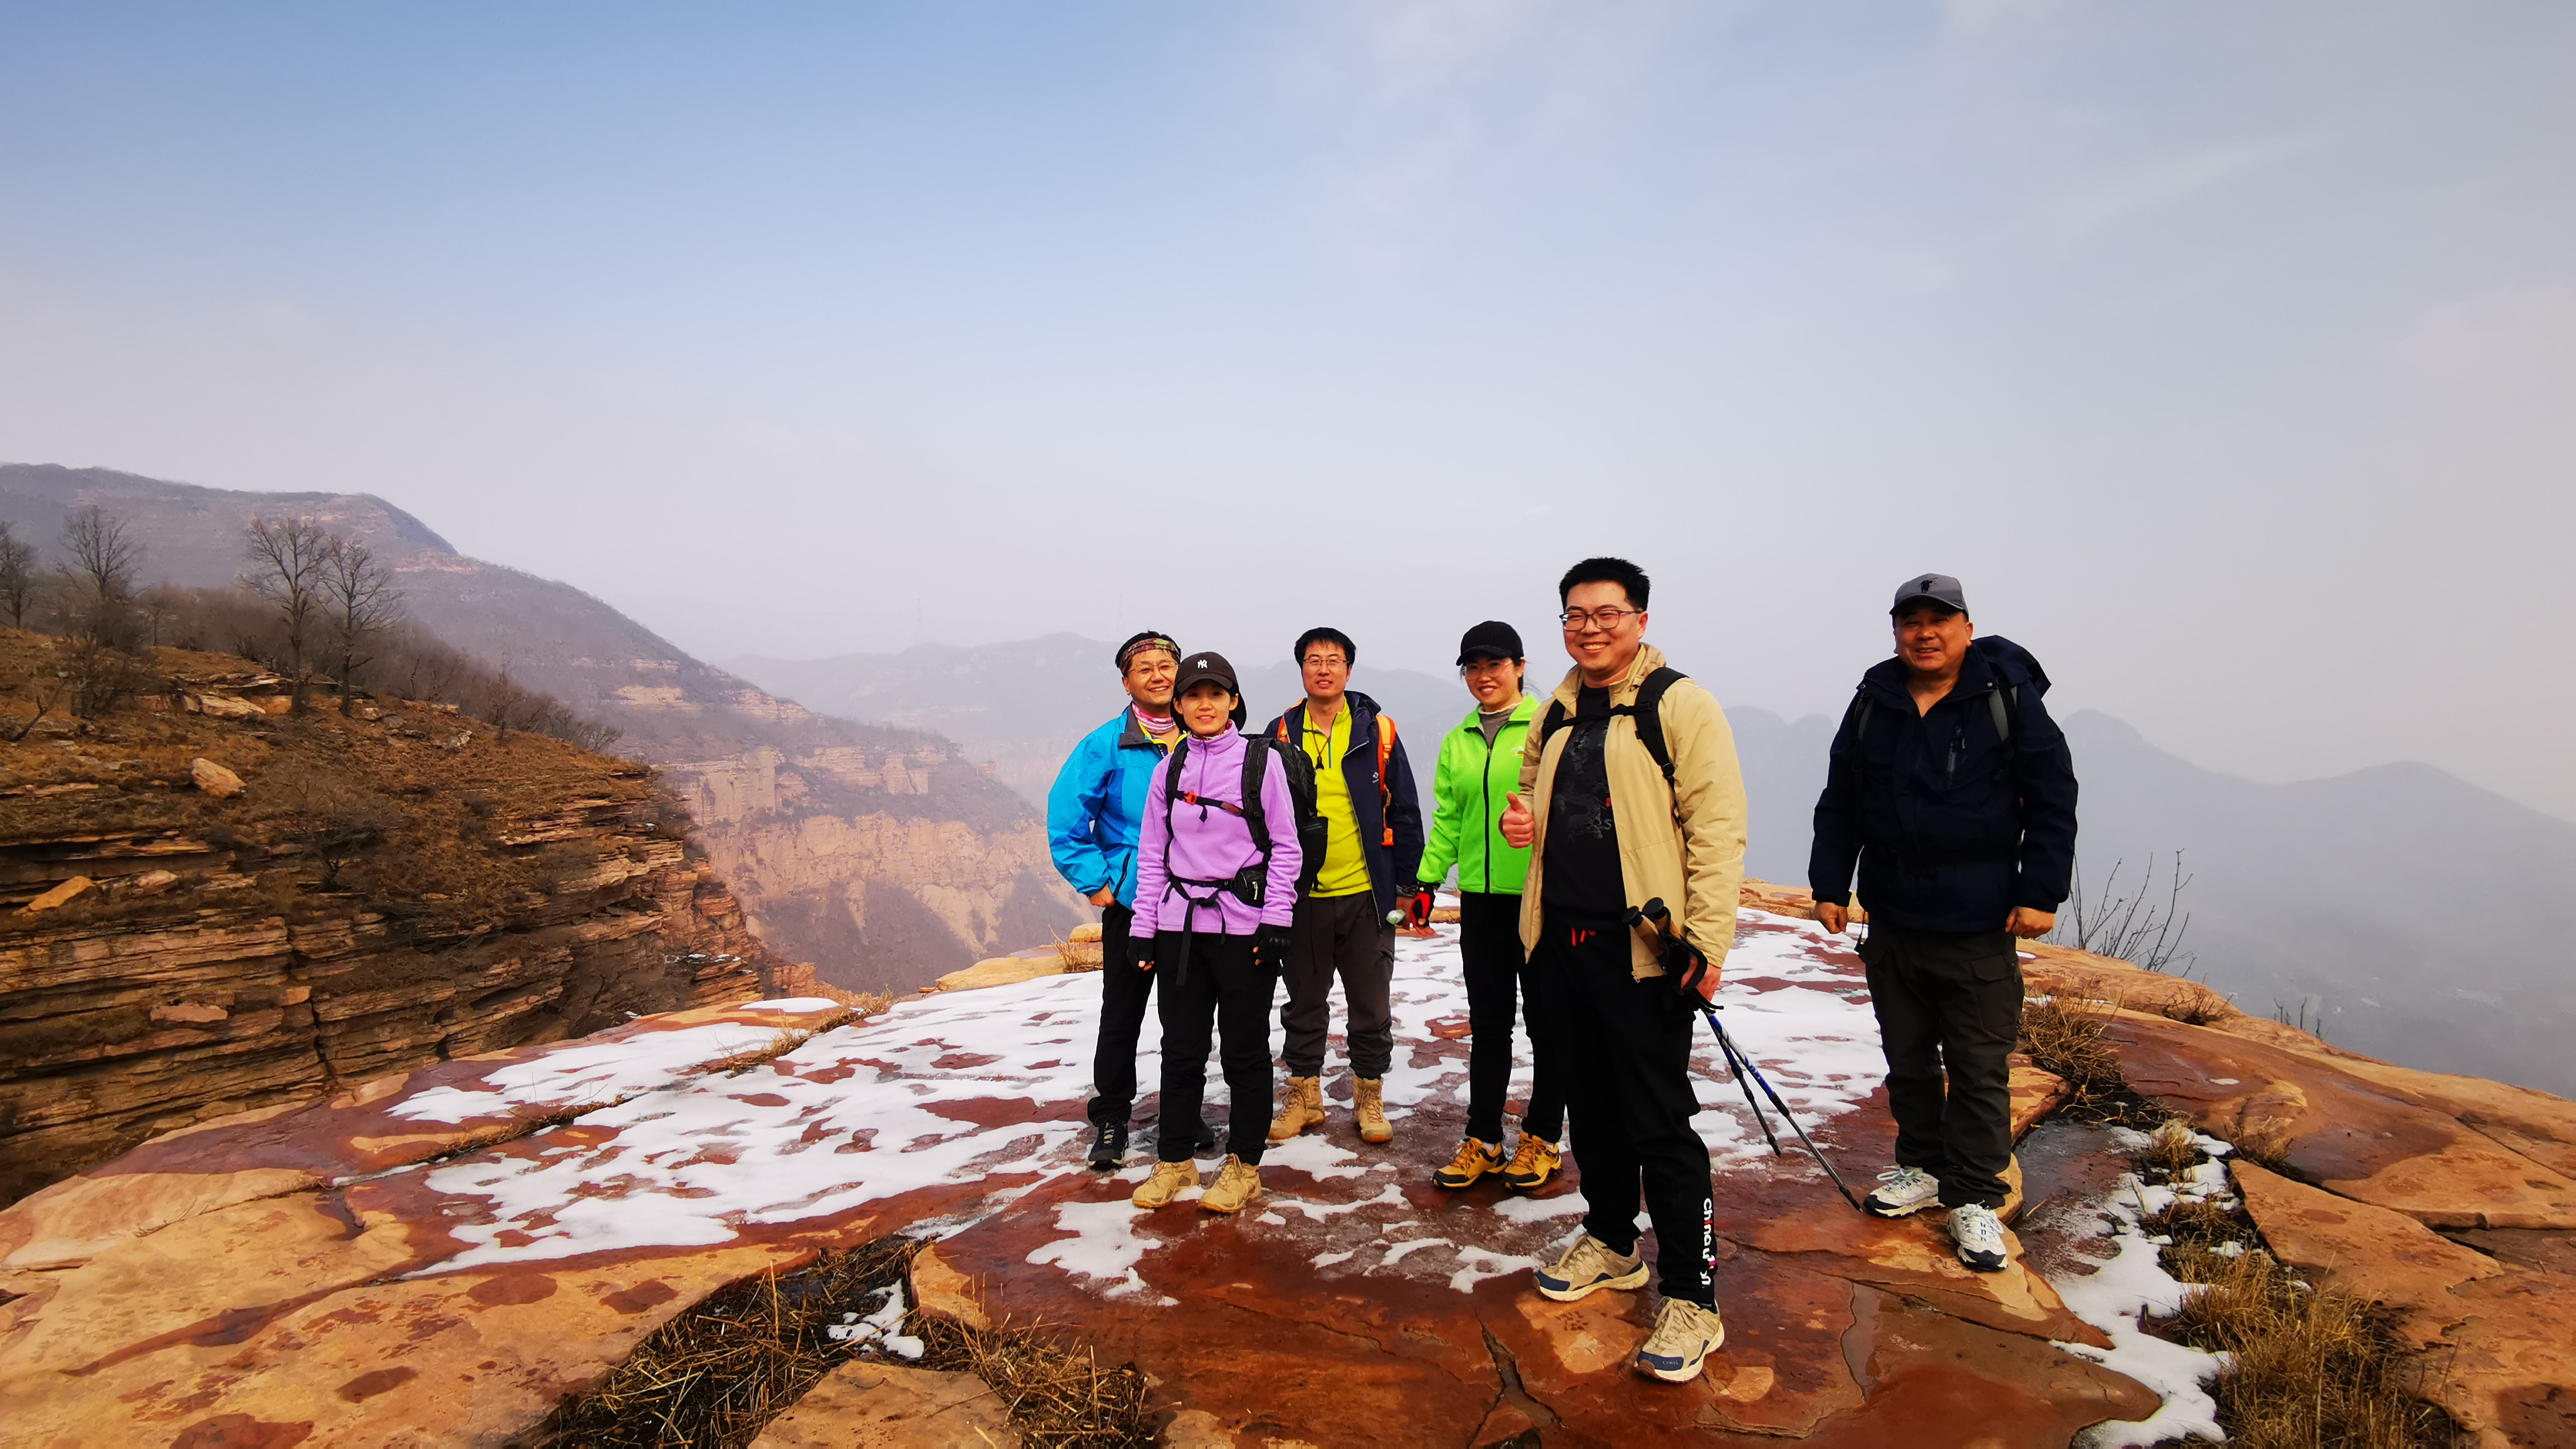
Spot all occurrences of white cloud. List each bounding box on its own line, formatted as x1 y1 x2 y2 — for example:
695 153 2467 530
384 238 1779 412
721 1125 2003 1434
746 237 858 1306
2049 133 2319 237
2390 284 2576 386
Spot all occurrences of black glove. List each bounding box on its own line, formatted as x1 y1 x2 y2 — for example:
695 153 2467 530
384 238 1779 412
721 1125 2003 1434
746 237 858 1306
1131 934 1158 971
1252 924 1293 971
1405 885 1436 929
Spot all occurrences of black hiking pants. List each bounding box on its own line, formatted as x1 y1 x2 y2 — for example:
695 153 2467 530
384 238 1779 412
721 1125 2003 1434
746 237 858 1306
1087 906 1159 1128
1153 930 1275 1166
1529 916 1716 1307
1281 891 1395 1080
1858 924 2023 1209
1460 892 1562 1145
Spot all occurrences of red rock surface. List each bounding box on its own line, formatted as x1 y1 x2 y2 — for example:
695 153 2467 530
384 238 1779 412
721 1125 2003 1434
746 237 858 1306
8 890 2569 1446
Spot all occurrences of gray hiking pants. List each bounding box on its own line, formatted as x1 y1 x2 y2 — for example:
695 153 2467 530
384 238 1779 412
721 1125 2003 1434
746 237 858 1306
1279 890 1395 1080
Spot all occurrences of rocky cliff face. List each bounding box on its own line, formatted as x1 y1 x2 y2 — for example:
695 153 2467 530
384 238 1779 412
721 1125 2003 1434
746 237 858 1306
0 464 1087 993
0 631 785 1205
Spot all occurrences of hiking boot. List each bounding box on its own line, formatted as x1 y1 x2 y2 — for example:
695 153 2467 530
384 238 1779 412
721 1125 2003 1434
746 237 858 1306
1864 1165 1941 1218
1354 1077 1394 1144
1130 1159 1198 1210
1269 1075 1326 1142
1534 1234 1648 1303
1432 1137 1505 1190
1500 1134 1561 1192
1085 1121 1129 1172
1635 1298 1727 1383
1199 1155 1263 1214
1947 1202 2008 1273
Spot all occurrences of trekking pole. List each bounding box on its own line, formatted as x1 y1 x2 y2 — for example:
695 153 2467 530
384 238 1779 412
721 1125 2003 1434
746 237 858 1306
1627 898 1864 1214
1701 1005 1863 1212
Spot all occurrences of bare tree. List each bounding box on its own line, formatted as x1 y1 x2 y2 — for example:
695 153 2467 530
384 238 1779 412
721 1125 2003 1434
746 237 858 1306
0 521 35 629
241 517 333 712
479 658 532 741
320 537 402 716
61 505 142 645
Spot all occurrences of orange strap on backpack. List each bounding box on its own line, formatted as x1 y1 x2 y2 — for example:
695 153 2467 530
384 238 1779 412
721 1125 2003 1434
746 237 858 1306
1277 710 1399 846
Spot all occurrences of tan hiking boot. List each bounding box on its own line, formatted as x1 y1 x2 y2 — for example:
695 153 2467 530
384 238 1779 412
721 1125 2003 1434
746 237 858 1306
1432 1137 1505 1190
1354 1077 1393 1144
1199 1155 1264 1214
1268 1075 1325 1142
1636 1298 1727 1382
1534 1233 1647 1302
1130 1159 1198 1209
1500 1134 1562 1192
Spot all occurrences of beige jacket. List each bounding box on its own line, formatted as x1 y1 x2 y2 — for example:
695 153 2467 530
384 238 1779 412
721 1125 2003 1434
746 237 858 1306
1515 643 1749 979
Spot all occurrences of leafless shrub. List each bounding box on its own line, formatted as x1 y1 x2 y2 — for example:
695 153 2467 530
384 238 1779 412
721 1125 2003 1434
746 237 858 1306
2048 851 2195 974
60 505 142 647
57 637 150 719
241 517 333 712
254 763 402 888
0 521 36 629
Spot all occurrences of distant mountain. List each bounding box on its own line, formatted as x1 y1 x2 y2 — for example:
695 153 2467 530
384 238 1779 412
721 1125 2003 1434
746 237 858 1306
0 464 1085 991
727 637 1469 807
735 634 2575 1096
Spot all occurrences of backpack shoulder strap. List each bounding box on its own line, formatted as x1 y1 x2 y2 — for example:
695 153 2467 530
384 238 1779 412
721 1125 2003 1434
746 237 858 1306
1989 687 2012 746
1240 736 1273 857
1160 737 1191 871
1374 714 1397 846
1625 667 1685 790
1539 697 1572 745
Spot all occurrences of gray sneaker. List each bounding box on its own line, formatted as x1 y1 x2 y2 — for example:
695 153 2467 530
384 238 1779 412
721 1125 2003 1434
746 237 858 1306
1864 1165 1942 1218
1947 1202 2008 1273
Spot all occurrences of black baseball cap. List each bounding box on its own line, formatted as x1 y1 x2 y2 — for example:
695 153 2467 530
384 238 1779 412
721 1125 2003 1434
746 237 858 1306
1456 621 1524 664
1172 650 1248 727
1890 573 1969 616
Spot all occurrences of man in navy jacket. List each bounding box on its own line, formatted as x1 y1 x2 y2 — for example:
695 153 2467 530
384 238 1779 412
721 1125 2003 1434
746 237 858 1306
1263 627 1426 1147
1809 574 2077 1273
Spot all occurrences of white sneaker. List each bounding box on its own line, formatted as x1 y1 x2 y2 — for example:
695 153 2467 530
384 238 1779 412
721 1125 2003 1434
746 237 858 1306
1534 1234 1648 1303
1947 1202 2008 1273
1864 1165 1942 1218
1635 1298 1726 1383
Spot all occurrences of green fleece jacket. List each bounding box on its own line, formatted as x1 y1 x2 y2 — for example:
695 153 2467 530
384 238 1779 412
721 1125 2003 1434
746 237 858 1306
1415 694 1540 895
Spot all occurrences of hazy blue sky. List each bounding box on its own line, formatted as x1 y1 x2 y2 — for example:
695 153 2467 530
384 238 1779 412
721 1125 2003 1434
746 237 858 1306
3 3 2571 814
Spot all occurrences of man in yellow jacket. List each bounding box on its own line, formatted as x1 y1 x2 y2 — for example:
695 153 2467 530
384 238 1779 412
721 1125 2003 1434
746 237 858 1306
1499 555 1748 1385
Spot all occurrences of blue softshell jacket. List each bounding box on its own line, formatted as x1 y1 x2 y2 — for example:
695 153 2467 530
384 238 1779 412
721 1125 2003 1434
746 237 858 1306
1807 637 2080 933
1047 709 1172 909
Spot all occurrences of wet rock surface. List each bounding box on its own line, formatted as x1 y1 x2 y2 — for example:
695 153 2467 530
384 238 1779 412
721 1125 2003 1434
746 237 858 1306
5 891 2571 1446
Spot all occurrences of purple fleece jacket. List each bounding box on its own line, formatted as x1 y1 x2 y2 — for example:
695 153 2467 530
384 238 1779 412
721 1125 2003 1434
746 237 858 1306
1130 726 1302 938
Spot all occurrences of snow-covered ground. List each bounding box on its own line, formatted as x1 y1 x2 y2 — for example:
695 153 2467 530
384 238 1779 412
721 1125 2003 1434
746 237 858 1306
412 911 1882 1271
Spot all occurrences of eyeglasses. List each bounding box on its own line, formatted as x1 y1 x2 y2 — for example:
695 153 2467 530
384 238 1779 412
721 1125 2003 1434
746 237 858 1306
1558 607 1640 631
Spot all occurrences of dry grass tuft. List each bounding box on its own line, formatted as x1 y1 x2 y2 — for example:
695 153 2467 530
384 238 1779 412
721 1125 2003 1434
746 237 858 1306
696 1018 853 1077
2233 1119 2296 1172
914 1315 1153 1448
2020 995 2169 1128
529 1237 1152 1448
2137 1118 2202 1178
804 983 892 1017
2159 1244 2461 1448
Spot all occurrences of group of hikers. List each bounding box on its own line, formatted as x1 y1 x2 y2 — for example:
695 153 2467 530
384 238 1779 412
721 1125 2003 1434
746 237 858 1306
1046 557 2079 1385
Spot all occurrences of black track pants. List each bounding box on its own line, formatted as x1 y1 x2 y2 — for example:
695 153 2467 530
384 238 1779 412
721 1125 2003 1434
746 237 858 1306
1154 930 1275 1165
1859 924 2023 1209
1529 916 1716 1307
1087 906 1159 1128
1280 892 1395 1079
1460 892 1562 1145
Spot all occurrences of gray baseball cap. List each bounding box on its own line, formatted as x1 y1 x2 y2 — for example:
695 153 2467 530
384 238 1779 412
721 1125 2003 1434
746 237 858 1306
1890 572 1968 616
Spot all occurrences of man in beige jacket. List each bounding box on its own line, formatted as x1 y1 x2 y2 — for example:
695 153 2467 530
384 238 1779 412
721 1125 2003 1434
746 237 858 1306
1499 556 1748 1385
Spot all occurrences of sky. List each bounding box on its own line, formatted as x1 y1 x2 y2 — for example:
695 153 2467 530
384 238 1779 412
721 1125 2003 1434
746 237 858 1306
3 1 2572 816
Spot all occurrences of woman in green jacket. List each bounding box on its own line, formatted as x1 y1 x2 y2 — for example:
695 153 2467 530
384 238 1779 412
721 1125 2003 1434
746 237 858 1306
1411 621 1561 1191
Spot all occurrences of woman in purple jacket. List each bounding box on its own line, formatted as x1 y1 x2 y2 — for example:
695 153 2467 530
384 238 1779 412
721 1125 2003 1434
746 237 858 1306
1128 651 1303 1215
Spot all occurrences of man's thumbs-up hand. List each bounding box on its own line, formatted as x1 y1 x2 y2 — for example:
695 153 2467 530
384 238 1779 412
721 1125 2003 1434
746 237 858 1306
1499 792 1536 849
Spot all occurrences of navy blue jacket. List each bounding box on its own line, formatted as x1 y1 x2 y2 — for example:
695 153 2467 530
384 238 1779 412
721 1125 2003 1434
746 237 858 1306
1265 690 1426 918
1808 639 2078 933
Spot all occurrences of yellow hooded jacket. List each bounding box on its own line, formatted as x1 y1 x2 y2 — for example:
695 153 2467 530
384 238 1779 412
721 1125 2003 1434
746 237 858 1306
1515 643 1750 980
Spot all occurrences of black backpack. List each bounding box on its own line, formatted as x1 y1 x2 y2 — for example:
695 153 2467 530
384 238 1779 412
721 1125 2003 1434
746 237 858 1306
1159 735 1328 916
1536 666 1690 822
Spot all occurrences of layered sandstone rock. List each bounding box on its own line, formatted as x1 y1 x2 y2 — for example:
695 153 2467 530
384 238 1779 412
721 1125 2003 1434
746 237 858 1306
0 636 791 1204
